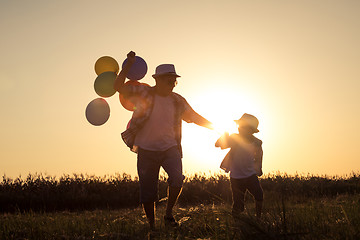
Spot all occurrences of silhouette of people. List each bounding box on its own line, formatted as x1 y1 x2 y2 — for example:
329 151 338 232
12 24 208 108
215 113 263 218
114 51 213 230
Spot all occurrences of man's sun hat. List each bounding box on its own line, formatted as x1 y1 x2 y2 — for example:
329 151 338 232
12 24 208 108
152 64 181 78
234 113 259 133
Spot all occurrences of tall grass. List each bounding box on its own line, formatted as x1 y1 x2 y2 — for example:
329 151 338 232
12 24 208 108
0 173 138 212
1 172 359 213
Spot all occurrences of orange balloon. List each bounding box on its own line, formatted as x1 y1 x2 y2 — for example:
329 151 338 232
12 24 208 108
119 81 150 111
95 56 119 75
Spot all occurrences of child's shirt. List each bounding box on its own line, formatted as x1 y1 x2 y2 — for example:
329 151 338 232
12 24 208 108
216 133 263 179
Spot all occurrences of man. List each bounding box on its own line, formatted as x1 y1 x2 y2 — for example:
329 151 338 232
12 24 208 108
114 51 213 230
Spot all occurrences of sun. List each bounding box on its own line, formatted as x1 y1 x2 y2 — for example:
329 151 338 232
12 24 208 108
189 86 260 135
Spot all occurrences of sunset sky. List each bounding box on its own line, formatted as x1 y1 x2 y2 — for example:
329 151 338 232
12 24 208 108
1 0 359 179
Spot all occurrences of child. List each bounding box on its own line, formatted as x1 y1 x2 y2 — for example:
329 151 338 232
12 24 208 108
215 113 263 218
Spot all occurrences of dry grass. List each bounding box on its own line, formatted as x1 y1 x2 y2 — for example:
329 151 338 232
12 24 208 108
1 172 360 239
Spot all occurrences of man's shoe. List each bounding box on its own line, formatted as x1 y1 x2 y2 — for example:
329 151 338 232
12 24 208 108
163 215 179 227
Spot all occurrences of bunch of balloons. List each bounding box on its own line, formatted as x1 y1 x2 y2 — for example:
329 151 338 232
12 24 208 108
85 55 148 126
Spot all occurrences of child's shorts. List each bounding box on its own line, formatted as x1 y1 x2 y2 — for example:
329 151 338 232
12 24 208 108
230 174 263 201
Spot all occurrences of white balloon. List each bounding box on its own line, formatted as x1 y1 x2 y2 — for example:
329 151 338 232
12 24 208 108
85 98 110 126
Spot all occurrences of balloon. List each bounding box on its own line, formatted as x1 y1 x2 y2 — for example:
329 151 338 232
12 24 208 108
95 56 119 75
94 71 117 98
122 56 148 80
119 81 150 111
119 81 140 111
85 98 110 126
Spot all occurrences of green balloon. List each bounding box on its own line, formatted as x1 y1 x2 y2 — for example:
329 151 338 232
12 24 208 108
94 71 117 98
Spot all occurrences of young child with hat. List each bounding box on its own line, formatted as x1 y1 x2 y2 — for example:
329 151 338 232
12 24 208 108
215 113 263 218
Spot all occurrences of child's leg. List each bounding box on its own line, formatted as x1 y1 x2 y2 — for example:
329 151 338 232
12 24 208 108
246 175 264 218
230 178 246 216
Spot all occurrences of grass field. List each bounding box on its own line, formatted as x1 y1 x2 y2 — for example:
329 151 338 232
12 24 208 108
1 196 359 239
1 173 360 239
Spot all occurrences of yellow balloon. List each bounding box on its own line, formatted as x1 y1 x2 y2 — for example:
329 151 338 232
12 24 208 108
95 56 119 75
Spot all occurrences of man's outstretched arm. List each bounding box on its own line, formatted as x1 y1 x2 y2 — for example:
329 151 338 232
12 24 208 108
182 107 213 130
114 51 136 93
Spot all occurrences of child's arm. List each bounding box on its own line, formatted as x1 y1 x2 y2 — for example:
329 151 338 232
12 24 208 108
215 132 231 149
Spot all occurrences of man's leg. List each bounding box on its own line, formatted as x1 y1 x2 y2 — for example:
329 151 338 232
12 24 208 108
166 186 182 217
162 146 184 224
137 148 161 229
143 202 155 230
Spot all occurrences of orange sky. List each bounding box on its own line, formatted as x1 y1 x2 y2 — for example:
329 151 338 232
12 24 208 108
0 0 359 179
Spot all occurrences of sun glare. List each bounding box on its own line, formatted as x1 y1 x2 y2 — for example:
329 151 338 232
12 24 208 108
182 80 268 173
212 120 238 136
189 86 262 136
181 85 267 175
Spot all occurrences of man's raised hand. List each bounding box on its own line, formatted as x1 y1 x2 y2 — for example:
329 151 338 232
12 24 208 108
114 51 136 92
127 51 136 65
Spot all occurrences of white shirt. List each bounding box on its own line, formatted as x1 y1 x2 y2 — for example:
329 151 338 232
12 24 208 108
229 136 257 179
134 94 178 151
